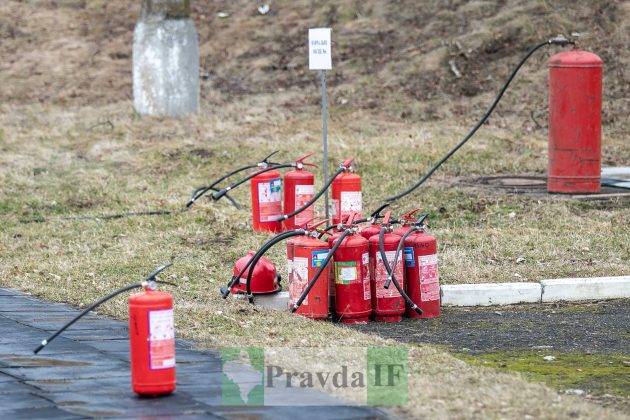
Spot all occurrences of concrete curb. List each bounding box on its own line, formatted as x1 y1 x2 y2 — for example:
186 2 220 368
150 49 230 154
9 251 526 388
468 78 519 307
540 276 630 302
251 276 629 309
441 282 542 306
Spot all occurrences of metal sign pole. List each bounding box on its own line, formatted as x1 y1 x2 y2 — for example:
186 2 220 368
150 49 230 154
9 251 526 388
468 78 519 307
321 69 329 219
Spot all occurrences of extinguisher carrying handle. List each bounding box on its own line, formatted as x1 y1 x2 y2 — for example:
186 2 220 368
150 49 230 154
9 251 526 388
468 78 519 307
294 153 318 169
34 263 175 354
369 203 390 221
291 229 352 313
212 163 295 201
378 228 423 315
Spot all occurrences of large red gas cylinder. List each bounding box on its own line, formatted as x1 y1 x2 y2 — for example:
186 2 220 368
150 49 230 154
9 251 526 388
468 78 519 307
403 229 440 318
251 168 283 232
368 231 405 322
331 232 371 324
128 289 176 396
548 50 603 193
288 234 330 319
331 170 362 225
231 251 280 295
283 155 316 231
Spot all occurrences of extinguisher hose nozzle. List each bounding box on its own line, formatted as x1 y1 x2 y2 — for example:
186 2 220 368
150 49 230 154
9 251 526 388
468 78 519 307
33 340 47 355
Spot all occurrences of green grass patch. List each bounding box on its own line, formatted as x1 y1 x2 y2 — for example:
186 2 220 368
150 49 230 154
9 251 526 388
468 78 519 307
456 351 630 397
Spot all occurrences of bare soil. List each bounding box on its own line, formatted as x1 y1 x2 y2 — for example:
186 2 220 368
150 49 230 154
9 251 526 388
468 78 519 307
1 0 628 132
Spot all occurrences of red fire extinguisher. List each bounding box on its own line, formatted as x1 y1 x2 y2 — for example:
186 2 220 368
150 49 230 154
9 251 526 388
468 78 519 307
129 286 176 396
33 264 176 396
368 214 405 322
287 221 330 319
548 50 603 193
331 159 362 225
395 215 440 318
251 165 283 233
331 226 372 324
283 154 317 230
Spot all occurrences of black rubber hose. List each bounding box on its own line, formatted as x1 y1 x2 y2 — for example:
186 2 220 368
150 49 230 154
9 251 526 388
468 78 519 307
221 230 304 299
384 214 428 289
276 167 345 222
384 227 418 289
187 167 256 208
377 227 422 315
291 229 351 313
245 230 307 302
187 150 281 207
383 38 570 205
34 263 174 354
212 164 295 201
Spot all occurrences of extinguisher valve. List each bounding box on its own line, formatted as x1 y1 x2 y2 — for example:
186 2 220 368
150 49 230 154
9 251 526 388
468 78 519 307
548 35 574 46
339 158 354 171
141 280 158 290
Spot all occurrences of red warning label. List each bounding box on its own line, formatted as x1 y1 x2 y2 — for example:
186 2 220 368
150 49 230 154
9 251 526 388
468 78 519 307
294 184 314 225
375 251 404 299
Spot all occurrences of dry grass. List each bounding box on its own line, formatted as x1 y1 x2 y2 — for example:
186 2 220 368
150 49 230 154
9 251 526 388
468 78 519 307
0 99 628 418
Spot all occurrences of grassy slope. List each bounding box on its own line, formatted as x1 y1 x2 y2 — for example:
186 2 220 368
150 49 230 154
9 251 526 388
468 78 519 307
0 0 628 418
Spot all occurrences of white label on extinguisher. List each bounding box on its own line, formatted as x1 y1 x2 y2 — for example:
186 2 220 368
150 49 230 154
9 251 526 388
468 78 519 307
418 254 439 302
258 178 282 222
290 257 309 306
294 184 315 225
375 251 404 299
362 252 370 300
340 191 362 213
148 309 175 370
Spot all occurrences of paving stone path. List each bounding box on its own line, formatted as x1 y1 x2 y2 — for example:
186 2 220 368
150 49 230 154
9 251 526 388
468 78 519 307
0 288 388 419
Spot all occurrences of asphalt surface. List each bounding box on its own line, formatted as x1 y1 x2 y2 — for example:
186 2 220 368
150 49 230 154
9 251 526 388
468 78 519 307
351 299 630 354
0 288 387 419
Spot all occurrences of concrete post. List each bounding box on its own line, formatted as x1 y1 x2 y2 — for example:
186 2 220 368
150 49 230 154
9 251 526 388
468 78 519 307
133 0 199 117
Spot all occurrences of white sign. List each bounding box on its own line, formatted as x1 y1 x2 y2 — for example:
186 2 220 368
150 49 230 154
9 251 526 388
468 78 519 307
308 28 332 70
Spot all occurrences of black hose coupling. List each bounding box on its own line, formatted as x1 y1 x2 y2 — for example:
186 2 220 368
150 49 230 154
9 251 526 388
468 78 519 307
212 187 231 200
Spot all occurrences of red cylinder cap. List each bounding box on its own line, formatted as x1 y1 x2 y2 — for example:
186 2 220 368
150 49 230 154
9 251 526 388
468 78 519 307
549 50 603 68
